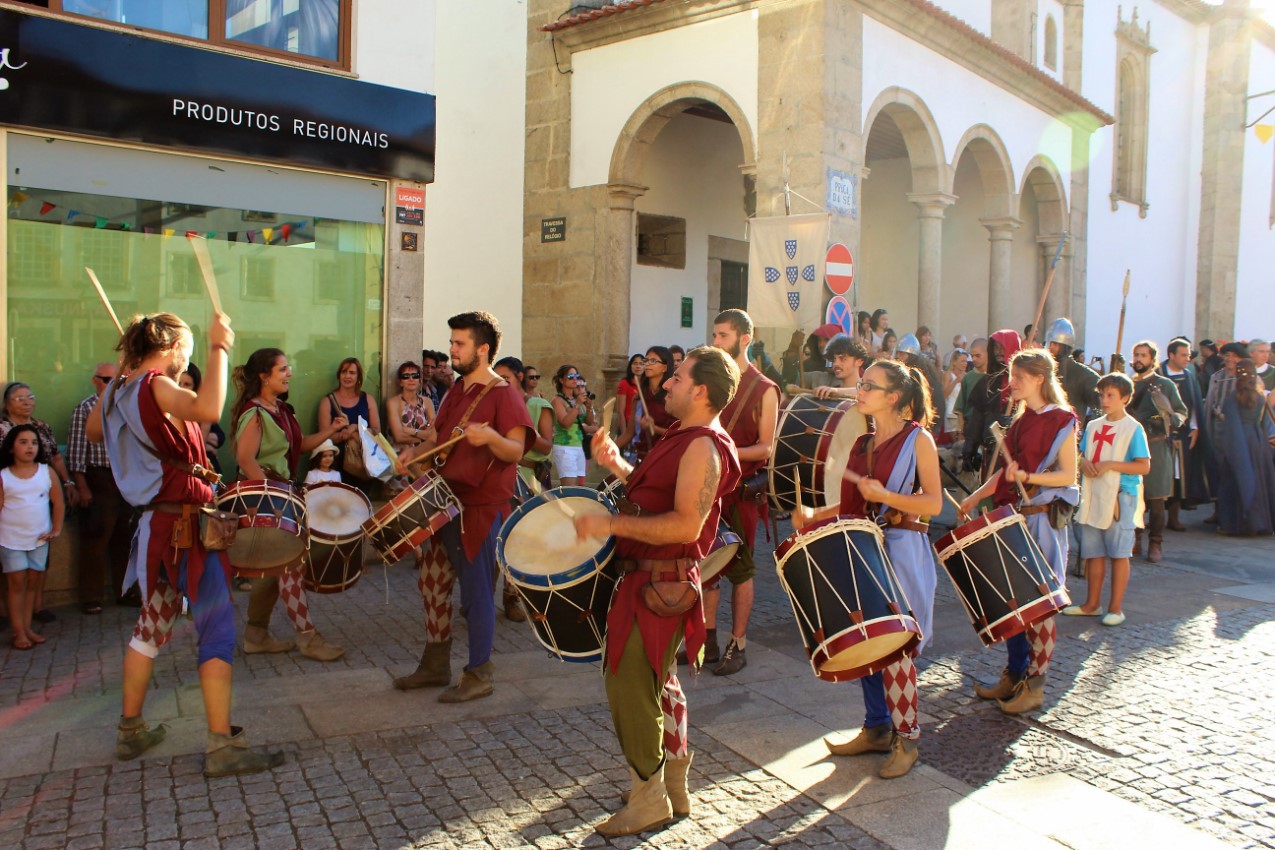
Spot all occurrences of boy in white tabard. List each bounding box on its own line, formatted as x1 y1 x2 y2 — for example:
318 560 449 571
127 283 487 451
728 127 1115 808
1063 373 1150 627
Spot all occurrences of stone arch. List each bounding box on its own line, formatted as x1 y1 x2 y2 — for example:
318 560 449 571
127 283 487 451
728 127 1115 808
609 81 756 188
1017 155 1071 330
951 124 1016 217
862 87 947 194
1018 154 1068 234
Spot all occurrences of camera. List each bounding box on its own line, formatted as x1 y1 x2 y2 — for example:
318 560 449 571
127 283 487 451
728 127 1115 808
586 391 597 400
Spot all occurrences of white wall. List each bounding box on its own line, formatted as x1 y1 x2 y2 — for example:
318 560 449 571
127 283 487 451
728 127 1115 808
421 0 527 355
860 157 920 334
942 153 993 342
355 0 438 93
630 113 746 351
1081 1 1203 352
929 0 993 36
570 11 758 188
1235 40 1275 340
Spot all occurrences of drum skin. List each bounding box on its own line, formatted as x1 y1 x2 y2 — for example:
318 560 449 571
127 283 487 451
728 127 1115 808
768 396 868 511
935 505 1070 646
776 516 921 682
362 470 460 564
497 486 620 663
216 480 307 577
699 521 742 585
303 482 373 594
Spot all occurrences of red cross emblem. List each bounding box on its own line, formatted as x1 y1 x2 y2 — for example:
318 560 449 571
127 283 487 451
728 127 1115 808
1092 424 1116 462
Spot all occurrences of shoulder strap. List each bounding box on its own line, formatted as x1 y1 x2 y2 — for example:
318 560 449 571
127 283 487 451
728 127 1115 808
725 367 764 434
435 378 508 467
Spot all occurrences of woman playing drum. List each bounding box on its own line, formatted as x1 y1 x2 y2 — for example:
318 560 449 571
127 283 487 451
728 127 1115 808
959 349 1079 714
794 360 942 779
616 346 675 460
233 348 349 661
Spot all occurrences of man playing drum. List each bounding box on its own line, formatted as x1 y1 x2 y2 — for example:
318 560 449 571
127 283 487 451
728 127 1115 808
960 349 1079 714
394 311 532 702
795 359 942 779
702 309 778 675
87 312 283 776
573 346 741 836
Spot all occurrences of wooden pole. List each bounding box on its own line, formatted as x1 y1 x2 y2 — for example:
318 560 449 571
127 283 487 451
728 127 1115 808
1027 232 1067 348
84 267 124 336
1111 269 1132 373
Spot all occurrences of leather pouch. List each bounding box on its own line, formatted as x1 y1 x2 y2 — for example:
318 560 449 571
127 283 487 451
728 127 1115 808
199 508 239 551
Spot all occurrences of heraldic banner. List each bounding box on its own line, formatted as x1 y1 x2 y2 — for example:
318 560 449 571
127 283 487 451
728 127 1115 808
747 212 830 329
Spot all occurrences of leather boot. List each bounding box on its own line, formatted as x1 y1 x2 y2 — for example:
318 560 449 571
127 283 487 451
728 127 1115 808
116 716 167 761
296 629 345 661
503 589 527 622
677 628 718 666
1147 539 1163 563
439 660 494 703
824 723 892 756
998 674 1045 715
203 726 285 778
243 625 294 654
597 765 673 837
664 753 693 818
1132 529 1143 558
878 733 919 779
1167 501 1186 531
394 641 452 690
974 668 1021 700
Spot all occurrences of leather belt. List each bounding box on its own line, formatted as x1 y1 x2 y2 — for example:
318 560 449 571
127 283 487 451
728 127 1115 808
892 519 930 534
1018 504 1051 517
615 497 643 517
615 557 698 574
142 502 202 514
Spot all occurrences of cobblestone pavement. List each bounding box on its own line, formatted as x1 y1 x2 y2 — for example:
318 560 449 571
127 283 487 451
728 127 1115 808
0 505 1272 849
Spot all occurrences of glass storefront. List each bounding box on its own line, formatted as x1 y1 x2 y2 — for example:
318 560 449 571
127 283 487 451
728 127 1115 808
5 135 385 472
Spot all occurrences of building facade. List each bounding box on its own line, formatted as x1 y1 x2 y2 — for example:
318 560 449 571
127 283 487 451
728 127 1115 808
522 0 1274 388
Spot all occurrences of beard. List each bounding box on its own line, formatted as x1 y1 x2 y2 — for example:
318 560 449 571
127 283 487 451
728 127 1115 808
722 340 742 359
1131 360 1151 374
452 354 478 376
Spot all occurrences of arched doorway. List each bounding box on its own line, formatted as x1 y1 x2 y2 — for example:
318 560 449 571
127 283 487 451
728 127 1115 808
1015 159 1069 337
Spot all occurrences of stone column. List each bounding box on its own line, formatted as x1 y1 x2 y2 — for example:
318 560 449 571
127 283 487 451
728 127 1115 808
982 216 1021 332
1038 234 1071 331
908 192 956 333
601 183 646 396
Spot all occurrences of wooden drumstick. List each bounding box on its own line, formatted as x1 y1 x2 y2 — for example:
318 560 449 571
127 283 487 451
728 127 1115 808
600 397 616 436
633 376 654 437
990 423 1030 502
188 235 225 317
84 267 124 336
405 425 484 469
944 488 970 521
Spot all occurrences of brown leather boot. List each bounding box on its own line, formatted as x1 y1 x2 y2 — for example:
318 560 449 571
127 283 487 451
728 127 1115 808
1147 539 1163 563
439 661 494 703
998 674 1045 715
295 630 345 661
1132 529 1143 558
394 641 452 690
878 733 919 779
974 668 1020 700
824 723 892 756
243 625 294 654
597 766 673 837
503 589 527 622
1167 501 1186 531
203 726 285 778
116 716 167 761
664 753 693 818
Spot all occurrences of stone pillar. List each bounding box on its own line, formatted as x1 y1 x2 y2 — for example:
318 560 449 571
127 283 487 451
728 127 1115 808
1195 1 1253 341
601 183 646 396
908 192 956 333
386 181 427 392
1037 234 1071 333
982 216 1021 332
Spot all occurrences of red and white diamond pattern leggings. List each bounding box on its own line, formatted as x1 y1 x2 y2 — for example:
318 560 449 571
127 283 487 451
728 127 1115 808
129 583 184 657
660 664 689 759
1026 617 1056 678
417 540 455 643
277 570 315 633
883 655 920 741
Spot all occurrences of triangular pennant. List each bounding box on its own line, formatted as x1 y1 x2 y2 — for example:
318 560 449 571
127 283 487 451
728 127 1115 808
94 217 108 229
1256 124 1274 144
280 223 291 243
246 231 256 244
262 227 274 244
227 232 238 242
206 232 218 239
143 227 155 236
67 210 81 222
163 229 175 238
120 222 132 231
185 230 198 239
39 202 55 216
10 191 29 205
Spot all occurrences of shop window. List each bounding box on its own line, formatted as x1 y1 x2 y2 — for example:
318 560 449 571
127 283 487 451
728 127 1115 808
241 255 277 300
78 231 129 293
166 253 203 297
636 213 686 269
720 261 748 311
8 223 57 284
316 259 343 303
1111 8 1154 218
1044 15 1058 71
11 1 351 69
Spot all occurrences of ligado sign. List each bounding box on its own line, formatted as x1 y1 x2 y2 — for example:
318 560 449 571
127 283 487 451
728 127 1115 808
0 9 435 181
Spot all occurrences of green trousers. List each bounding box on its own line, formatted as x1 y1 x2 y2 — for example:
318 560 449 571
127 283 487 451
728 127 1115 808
605 618 681 780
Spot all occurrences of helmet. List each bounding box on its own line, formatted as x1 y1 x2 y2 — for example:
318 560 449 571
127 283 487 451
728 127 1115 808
896 333 921 356
1046 317 1076 348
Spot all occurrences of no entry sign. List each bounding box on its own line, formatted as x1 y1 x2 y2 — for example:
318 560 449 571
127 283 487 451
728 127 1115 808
825 243 854 295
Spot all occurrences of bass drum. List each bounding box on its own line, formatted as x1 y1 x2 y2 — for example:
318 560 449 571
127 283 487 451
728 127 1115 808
768 395 868 511
303 482 373 594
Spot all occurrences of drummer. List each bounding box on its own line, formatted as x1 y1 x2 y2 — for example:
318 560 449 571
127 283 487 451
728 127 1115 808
232 348 350 662
572 346 741 836
812 334 869 401
794 359 942 779
959 349 1079 714
393 311 532 702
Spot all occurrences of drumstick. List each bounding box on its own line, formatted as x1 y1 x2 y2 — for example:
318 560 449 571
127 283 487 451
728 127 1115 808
188 235 225 316
990 423 1030 502
944 489 970 521
405 425 485 469
633 377 654 437
84 267 124 336
371 432 406 475
601 397 616 436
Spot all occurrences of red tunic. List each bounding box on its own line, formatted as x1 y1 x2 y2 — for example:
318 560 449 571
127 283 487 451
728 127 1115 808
433 377 534 559
607 421 741 674
993 406 1077 507
136 371 222 601
718 363 779 558
636 385 675 457
839 421 919 517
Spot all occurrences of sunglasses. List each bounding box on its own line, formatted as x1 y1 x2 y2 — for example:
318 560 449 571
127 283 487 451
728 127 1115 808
566 373 582 380
526 374 541 380
399 372 421 380
11 394 36 402
93 375 113 382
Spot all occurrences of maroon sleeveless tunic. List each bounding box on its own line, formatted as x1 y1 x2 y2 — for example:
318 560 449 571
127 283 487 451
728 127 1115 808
993 406 1077 507
839 421 919 518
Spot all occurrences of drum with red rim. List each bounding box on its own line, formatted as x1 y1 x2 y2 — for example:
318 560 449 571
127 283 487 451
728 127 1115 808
934 505 1070 647
768 395 868 511
776 516 921 682
216 479 307 577
699 521 743 586
303 482 373 593
362 470 460 564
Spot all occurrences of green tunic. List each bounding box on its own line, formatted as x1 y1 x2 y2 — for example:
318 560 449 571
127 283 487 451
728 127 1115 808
1129 375 1187 500
234 407 292 480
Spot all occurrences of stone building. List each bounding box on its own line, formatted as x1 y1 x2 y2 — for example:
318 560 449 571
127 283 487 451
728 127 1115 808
520 0 1275 389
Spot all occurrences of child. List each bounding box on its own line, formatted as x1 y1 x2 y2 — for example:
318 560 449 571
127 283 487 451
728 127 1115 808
1064 373 1151 627
304 440 342 486
0 424 65 650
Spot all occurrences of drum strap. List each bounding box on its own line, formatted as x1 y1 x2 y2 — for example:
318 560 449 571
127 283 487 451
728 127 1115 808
137 440 222 486
725 367 763 434
435 378 507 467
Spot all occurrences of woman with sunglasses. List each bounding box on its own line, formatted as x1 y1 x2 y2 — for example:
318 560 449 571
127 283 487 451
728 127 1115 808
385 362 438 496
551 365 596 486
794 359 942 779
616 346 675 459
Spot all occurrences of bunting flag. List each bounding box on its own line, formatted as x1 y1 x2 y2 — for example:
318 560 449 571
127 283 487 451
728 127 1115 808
246 231 255 244
262 227 274 244
9 191 29 205
280 223 291 243
39 202 54 216
94 217 108 229
163 229 175 238
746 212 830 329
1256 124 1274 144
67 210 80 222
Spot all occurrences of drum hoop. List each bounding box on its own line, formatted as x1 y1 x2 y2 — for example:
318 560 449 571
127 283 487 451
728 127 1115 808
305 482 373 537
365 473 459 531
812 614 920 678
497 486 616 589
936 510 1026 561
775 516 883 564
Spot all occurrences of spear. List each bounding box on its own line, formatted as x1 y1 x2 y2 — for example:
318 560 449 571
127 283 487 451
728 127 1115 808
1027 233 1067 348
1110 270 1131 373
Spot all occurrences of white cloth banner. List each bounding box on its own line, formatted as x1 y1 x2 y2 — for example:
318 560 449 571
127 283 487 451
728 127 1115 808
747 213 830 329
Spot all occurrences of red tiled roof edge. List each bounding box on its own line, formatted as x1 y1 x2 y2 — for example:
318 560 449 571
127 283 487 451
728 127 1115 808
541 0 671 32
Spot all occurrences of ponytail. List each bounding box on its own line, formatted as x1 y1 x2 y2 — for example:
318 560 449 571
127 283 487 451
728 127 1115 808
115 313 188 375
872 360 935 427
